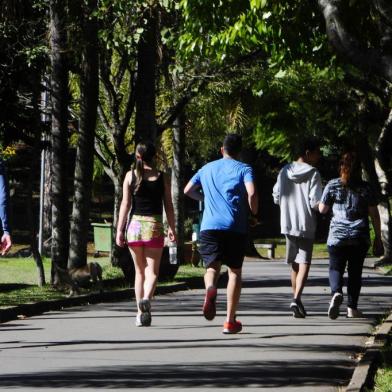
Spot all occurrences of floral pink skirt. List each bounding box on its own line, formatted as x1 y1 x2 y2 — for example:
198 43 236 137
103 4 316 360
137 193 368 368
126 215 164 248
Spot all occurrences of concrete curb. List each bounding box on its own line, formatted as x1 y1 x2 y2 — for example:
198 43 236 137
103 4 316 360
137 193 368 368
0 277 204 324
346 312 392 392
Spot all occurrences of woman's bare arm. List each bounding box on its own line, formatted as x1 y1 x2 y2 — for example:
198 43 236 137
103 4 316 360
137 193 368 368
163 173 176 241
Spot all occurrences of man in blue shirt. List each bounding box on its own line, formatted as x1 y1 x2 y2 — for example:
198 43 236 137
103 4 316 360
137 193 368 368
0 159 12 255
184 134 258 334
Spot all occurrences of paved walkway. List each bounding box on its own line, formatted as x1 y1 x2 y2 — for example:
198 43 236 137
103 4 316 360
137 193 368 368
0 259 391 391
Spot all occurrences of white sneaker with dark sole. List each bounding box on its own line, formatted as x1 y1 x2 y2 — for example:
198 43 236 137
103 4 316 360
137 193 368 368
135 314 142 327
297 301 307 317
347 307 364 318
290 302 305 318
328 292 343 320
138 299 152 326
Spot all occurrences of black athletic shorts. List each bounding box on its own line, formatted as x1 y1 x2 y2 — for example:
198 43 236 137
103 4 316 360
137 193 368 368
199 230 247 269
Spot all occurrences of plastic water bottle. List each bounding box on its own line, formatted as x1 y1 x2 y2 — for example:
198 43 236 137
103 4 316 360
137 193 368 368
192 223 200 242
169 242 177 265
192 231 198 242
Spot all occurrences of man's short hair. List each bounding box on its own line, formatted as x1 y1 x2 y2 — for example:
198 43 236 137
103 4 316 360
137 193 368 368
223 133 242 156
295 137 320 158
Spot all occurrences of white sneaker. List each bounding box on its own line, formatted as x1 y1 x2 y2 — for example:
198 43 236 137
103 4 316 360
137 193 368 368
347 307 364 318
290 301 305 318
135 314 142 327
138 299 152 326
139 298 151 313
328 292 343 320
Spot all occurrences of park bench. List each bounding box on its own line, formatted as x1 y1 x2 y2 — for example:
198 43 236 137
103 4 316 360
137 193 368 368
254 243 276 259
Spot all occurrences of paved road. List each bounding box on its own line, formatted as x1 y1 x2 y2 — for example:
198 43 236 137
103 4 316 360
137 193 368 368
0 259 391 391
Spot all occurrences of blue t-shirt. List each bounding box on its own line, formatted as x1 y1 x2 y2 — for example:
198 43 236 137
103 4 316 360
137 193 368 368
320 178 377 246
190 158 254 233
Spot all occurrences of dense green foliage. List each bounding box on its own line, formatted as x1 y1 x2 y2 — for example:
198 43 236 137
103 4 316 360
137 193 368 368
1 0 391 270
0 1 48 144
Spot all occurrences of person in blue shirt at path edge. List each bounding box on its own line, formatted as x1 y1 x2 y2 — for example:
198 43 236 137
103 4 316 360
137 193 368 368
184 134 259 334
0 159 12 255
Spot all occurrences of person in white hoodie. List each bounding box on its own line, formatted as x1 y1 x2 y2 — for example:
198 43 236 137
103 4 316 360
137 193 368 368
273 138 322 318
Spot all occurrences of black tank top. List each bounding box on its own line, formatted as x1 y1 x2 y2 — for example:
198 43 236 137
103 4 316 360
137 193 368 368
133 173 164 216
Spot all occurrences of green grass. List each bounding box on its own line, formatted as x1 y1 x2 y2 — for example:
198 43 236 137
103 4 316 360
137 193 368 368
175 264 205 280
0 255 205 309
371 334 392 392
254 238 329 259
0 285 68 308
254 237 392 260
382 265 392 275
0 256 119 284
0 257 51 285
0 256 124 308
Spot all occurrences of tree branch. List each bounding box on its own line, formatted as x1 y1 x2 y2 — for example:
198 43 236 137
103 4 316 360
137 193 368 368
374 0 392 27
120 71 136 136
113 51 128 90
157 78 206 134
94 136 117 179
97 100 112 133
375 108 392 189
99 60 122 131
157 49 266 134
318 0 392 82
95 132 116 162
343 72 389 105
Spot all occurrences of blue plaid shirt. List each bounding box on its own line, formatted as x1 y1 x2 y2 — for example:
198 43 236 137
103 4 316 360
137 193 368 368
321 178 377 246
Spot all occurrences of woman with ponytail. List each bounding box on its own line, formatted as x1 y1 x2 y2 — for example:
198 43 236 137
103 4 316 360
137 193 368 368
319 151 383 319
116 141 176 327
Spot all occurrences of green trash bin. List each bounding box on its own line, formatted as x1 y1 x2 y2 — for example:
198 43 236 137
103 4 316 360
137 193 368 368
92 222 113 255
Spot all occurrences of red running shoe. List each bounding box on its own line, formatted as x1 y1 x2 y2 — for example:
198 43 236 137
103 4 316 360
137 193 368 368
223 319 242 334
203 286 217 320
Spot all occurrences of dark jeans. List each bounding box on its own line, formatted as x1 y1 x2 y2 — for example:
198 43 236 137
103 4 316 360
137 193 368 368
327 244 368 309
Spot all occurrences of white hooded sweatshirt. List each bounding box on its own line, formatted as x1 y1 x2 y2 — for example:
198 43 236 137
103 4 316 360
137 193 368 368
272 162 322 239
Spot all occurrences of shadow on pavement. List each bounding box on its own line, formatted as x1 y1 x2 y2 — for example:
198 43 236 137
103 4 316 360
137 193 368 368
0 360 352 388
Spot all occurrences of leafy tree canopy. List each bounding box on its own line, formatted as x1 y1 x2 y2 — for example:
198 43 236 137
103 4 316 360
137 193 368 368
0 0 48 145
176 0 328 69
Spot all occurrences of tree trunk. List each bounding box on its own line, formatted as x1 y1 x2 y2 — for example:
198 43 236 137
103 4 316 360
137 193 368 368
68 0 99 269
375 109 392 262
28 73 45 286
318 0 392 83
49 0 70 280
172 114 186 264
134 8 159 143
358 102 391 262
43 147 52 256
96 57 134 278
357 100 381 193
111 178 134 283
112 178 122 243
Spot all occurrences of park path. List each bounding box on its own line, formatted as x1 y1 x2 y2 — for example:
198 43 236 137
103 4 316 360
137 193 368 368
0 259 391 391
